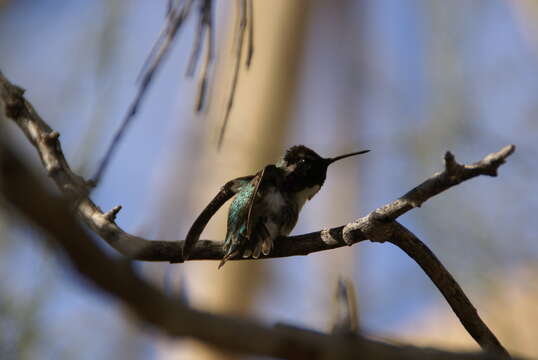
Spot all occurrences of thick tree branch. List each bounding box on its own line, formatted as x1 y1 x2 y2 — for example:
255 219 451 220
0 71 514 356
0 144 518 360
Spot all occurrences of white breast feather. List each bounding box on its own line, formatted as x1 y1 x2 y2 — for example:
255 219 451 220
264 189 286 238
295 185 321 210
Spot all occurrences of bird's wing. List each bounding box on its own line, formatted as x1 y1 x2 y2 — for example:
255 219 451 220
219 166 281 268
245 167 266 240
181 175 254 262
220 171 264 265
245 165 284 258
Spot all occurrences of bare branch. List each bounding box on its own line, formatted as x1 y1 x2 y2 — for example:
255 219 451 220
0 144 517 360
343 219 510 356
367 146 515 222
186 1 208 76
217 0 251 148
187 0 215 112
389 223 508 356
0 71 515 261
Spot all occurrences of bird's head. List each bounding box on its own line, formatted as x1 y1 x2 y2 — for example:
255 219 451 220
276 145 369 191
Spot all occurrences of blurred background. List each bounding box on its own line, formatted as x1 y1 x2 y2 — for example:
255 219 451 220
1 0 537 359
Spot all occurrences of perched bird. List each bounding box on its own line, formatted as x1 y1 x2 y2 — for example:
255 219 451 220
219 145 369 268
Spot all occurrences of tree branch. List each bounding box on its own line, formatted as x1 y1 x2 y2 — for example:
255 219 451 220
0 71 514 356
346 220 509 356
0 70 515 261
0 144 518 360
390 223 506 355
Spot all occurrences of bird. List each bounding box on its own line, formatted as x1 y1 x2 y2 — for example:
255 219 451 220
219 145 369 268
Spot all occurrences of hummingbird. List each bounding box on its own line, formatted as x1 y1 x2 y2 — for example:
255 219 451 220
219 145 369 268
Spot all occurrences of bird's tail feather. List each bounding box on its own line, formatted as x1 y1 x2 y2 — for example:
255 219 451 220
218 249 239 269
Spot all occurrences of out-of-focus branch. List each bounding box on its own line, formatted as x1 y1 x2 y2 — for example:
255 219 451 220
95 0 253 183
216 0 254 148
92 0 200 185
186 0 214 112
0 144 518 360
331 278 359 336
0 71 514 356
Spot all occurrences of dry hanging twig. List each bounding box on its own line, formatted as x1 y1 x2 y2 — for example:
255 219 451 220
94 0 217 185
94 0 253 183
217 0 254 148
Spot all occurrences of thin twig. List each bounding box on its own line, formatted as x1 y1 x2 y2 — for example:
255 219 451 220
246 0 254 68
97 0 251 178
194 0 214 111
186 11 205 77
93 0 195 185
186 0 212 77
217 0 248 149
138 0 195 84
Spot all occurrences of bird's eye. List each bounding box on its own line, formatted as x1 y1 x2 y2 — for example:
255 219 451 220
298 159 306 165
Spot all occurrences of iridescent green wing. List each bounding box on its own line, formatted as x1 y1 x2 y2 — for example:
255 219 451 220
223 168 265 248
220 166 278 268
241 165 283 259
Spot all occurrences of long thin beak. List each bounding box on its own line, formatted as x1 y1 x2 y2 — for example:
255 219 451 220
325 150 370 165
